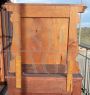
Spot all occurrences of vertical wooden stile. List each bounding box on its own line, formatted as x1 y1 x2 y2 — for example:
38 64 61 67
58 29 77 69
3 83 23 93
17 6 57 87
14 6 22 89
67 7 79 92
0 9 6 82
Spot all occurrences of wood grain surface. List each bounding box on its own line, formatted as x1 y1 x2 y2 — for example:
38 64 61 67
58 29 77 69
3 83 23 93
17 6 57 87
7 74 82 95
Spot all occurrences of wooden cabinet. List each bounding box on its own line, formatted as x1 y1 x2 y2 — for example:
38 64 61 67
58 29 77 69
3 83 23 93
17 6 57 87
1 3 86 95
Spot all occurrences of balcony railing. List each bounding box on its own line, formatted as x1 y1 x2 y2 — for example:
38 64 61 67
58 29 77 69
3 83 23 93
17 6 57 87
78 43 90 95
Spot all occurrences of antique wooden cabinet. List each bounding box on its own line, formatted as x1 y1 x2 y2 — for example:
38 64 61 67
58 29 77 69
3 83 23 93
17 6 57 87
0 3 86 95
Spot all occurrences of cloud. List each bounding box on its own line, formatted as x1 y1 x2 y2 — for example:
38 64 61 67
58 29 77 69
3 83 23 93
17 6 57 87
15 0 81 3
16 0 52 3
81 22 90 27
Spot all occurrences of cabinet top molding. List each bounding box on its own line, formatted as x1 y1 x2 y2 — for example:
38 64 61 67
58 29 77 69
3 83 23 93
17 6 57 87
4 3 86 17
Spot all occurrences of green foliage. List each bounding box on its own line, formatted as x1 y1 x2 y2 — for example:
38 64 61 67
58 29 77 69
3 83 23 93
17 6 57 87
78 27 90 45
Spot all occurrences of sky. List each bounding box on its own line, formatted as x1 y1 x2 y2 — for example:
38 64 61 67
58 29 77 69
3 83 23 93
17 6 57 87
11 0 90 27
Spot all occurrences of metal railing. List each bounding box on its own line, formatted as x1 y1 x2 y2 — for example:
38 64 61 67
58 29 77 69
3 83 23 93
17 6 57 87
78 44 90 95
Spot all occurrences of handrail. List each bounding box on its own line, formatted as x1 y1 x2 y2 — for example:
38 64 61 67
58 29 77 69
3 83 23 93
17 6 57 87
79 45 90 94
